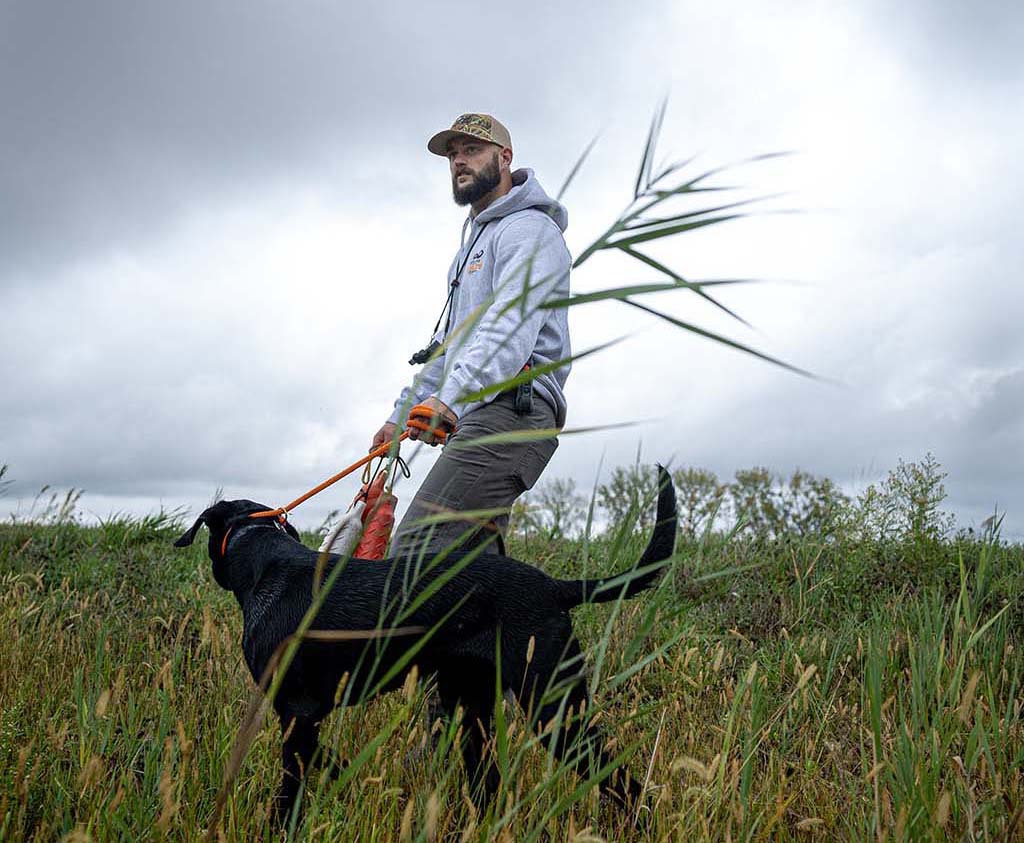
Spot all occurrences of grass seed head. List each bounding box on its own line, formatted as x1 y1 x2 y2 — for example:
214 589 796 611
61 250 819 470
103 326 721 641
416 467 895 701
400 798 414 843
426 790 439 842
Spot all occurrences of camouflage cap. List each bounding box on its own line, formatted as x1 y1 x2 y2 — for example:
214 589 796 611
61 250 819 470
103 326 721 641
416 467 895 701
427 113 512 157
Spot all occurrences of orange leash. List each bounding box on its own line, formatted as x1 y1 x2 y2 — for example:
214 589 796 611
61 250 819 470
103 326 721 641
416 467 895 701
247 403 455 521
248 432 410 520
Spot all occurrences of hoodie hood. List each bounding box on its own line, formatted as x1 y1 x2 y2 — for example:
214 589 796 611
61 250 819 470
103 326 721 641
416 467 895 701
473 168 568 232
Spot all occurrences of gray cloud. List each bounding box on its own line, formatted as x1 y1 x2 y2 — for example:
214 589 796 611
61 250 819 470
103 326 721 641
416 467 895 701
2 1 1022 541
1 0 646 280
870 0 1024 84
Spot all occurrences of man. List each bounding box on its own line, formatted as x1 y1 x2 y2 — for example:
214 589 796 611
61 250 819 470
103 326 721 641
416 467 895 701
371 113 571 557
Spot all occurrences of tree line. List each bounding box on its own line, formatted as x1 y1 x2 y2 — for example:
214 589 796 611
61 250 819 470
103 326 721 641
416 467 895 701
510 452 971 545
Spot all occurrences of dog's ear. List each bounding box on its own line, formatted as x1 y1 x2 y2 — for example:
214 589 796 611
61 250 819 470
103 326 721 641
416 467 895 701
174 511 211 547
174 502 232 548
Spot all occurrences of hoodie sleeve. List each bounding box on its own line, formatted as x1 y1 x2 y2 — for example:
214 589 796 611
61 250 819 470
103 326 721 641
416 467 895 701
436 215 570 419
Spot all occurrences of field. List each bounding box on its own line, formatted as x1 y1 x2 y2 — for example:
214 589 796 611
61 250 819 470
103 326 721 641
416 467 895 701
1 490 1022 842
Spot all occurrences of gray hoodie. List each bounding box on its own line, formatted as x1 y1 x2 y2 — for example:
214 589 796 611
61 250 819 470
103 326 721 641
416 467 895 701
389 168 571 427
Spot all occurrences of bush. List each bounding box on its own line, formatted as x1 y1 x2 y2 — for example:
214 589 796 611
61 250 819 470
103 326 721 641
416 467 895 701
509 477 589 541
727 467 848 540
846 452 954 545
672 466 725 538
597 463 659 532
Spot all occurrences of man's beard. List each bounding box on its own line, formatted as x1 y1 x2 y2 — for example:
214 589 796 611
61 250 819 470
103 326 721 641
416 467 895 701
452 153 501 206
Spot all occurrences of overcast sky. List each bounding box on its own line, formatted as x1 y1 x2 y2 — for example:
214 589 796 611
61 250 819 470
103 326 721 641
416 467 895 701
2 0 1022 539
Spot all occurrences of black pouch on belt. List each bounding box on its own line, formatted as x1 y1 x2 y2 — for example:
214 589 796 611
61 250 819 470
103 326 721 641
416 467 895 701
514 365 533 416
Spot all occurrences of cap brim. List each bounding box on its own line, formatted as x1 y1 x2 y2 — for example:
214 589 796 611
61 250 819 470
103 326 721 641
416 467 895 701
427 129 503 156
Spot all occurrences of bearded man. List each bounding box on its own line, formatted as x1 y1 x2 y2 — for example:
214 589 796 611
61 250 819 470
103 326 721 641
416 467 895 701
370 113 572 557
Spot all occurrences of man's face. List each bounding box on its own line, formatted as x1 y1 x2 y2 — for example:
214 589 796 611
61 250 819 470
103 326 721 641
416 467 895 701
447 137 503 206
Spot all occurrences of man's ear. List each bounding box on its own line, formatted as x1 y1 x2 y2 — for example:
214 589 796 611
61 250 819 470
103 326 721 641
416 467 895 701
174 510 210 547
501 147 513 171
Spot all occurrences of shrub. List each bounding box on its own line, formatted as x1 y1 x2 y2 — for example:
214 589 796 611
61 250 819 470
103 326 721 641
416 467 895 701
672 466 725 538
597 463 659 532
727 467 848 539
509 477 589 541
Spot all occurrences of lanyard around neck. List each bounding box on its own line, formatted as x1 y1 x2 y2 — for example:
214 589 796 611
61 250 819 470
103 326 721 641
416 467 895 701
409 220 493 366
434 220 491 338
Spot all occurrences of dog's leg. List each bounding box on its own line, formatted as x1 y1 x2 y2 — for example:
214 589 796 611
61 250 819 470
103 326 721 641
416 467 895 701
437 673 500 809
530 635 642 811
273 713 319 827
463 698 501 808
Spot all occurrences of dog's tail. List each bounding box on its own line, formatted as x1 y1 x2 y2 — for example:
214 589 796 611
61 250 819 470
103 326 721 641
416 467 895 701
556 465 676 609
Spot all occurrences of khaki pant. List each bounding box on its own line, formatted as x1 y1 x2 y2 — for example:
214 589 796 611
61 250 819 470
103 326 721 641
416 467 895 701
391 391 558 558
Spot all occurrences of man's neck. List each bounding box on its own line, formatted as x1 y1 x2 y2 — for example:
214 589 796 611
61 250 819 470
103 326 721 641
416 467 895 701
471 172 514 217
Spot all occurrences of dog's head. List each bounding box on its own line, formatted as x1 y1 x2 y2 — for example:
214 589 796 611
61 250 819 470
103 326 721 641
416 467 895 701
174 500 301 590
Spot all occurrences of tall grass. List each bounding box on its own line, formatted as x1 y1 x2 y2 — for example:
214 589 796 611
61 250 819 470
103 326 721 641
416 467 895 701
1 492 1021 841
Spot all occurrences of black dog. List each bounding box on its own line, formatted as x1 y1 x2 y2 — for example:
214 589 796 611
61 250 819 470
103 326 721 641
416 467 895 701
175 465 676 824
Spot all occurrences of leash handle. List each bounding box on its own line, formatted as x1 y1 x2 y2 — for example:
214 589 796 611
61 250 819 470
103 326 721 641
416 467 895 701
406 402 455 444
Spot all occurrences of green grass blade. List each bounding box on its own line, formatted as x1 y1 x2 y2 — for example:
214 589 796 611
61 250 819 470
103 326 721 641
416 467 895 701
634 96 668 199
655 151 794 198
620 194 780 233
607 213 747 249
622 297 814 377
453 336 627 404
619 245 753 327
648 153 698 188
444 419 643 451
557 133 600 202
365 596 471 697
541 277 756 309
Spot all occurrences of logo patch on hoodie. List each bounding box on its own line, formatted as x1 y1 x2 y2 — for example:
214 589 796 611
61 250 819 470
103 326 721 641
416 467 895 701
468 249 484 273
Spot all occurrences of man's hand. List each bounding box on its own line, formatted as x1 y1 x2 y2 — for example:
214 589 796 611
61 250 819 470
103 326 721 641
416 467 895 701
408 396 457 447
370 422 398 453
